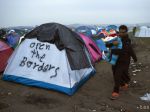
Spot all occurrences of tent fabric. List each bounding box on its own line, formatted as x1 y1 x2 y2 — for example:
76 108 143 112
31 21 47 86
97 29 109 37
96 26 105 35
75 26 92 38
95 39 107 51
135 26 150 37
91 28 97 35
3 39 95 95
79 33 102 63
97 29 118 38
24 23 90 70
0 40 13 72
106 25 118 32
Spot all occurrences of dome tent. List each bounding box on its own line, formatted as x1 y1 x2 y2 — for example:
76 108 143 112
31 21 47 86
79 33 102 63
3 23 95 95
105 25 118 32
75 26 92 38
135 26 150 37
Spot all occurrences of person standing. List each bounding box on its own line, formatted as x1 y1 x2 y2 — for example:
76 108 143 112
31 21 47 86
109 25 137 100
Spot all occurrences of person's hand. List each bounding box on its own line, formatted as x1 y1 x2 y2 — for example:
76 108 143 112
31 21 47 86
112 41 119 46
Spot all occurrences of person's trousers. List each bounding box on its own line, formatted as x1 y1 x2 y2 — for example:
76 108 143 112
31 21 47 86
112 65 130 93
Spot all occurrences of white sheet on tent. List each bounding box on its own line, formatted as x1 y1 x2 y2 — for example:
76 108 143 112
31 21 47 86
4 39 93 88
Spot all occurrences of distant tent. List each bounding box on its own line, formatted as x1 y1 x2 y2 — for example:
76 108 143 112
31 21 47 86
106 25 118 32
3 23 95 95
97 26 105 30
108 29 118 37
135 26 150 37
91 29 97 35
79 33 102 63
97 29 109 38
96 26 118 39
0 40 13 72
75 26 92 38
96 26 105 35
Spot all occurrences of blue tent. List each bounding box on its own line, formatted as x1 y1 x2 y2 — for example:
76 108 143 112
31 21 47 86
106 25 118 32
96 26 105 35
75 26 92 38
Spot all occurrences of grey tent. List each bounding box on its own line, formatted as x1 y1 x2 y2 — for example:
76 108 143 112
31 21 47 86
24 23 90 70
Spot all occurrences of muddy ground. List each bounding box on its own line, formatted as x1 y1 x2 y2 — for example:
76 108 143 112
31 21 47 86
0 38 150 112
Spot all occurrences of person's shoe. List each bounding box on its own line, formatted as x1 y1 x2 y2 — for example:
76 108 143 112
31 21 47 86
120 83 128 91
110 92 119 100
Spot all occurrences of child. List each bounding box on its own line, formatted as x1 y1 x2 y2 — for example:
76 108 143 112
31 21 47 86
108 25 137 100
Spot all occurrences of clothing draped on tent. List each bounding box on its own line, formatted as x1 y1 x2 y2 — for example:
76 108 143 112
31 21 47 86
24 23 90 70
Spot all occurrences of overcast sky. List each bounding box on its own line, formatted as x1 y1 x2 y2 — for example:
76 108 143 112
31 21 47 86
0 0 150 27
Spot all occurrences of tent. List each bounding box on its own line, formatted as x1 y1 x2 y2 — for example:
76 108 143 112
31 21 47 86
97 29 109 38
75 26 92 38
96 26 105 34
3 23 95 95
106 25 118 32
0 40 13 72
108 29 118 37
135 26 150 37
91 29 97 35
79 33 102 63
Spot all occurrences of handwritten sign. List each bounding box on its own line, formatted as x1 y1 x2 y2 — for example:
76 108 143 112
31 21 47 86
19 42 60 78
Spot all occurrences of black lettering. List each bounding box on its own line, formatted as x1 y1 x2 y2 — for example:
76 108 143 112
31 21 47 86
30 42 35 48
50 67 60 78
39 54 46 62
46 44 50 50
35 50 40 59
43 64 49 72
19 57 27 67
27 61 33 68
33 63 39 69
48 65 55 70
31 49 36 58
38 63 44 71
36 43 40 50
39 44 44 50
